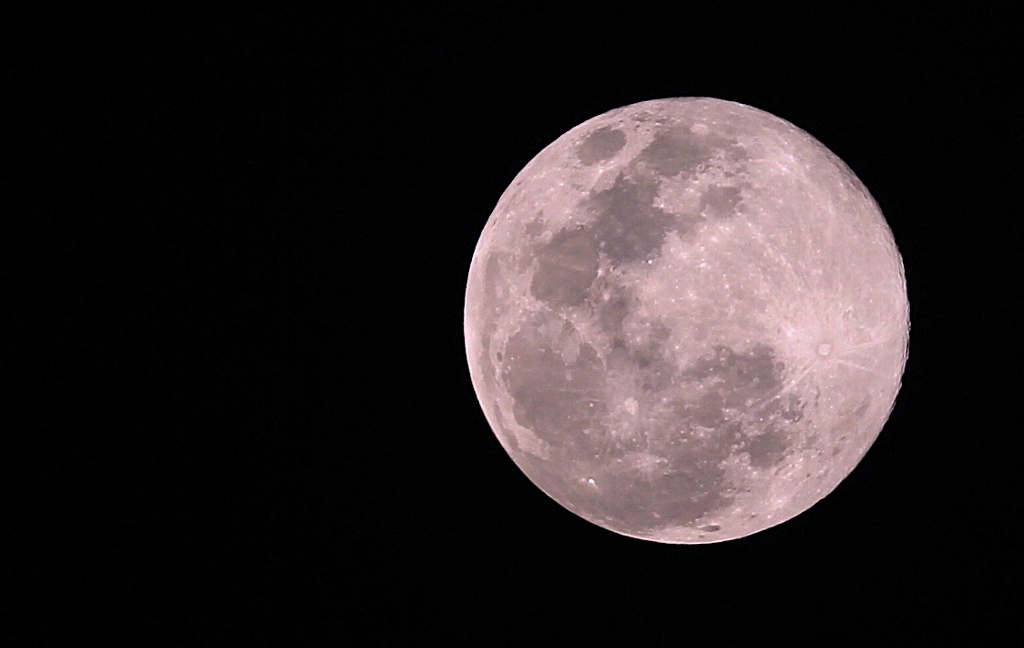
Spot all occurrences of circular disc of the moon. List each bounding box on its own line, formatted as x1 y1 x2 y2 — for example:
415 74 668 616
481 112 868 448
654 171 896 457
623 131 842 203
464 98 909 544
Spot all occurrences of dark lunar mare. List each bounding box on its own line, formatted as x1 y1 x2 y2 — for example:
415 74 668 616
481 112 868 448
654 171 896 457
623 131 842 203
582 174 673 266
636 126 740 178
529 228 600 307
570 339 802 535
577 126 627 166
515 210 807 534
502 314 608 458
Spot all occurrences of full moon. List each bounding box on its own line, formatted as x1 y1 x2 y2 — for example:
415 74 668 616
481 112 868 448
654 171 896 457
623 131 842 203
464 98 909 543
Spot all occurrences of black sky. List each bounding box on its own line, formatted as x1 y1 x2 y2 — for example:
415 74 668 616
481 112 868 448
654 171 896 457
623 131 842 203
7 4 1022 644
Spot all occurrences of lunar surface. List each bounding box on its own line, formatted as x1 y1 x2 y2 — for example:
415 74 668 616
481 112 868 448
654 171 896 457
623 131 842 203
464 98 909 543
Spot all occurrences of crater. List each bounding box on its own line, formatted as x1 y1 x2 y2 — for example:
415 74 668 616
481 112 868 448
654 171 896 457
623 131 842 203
577 126 627 166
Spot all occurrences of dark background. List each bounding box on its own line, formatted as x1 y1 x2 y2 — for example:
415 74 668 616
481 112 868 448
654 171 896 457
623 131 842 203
7 4 1021 644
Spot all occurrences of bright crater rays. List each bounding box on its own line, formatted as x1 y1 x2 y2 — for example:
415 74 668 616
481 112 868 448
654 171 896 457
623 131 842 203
464 98 909 544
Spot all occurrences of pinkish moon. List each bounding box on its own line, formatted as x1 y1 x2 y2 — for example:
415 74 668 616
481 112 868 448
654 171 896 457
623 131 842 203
464 98 909 543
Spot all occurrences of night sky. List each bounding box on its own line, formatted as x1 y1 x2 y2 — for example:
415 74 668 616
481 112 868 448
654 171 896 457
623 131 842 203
8 5 1021 644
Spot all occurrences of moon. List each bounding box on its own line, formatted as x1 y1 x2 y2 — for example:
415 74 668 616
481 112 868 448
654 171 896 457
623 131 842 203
464 98 909 543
